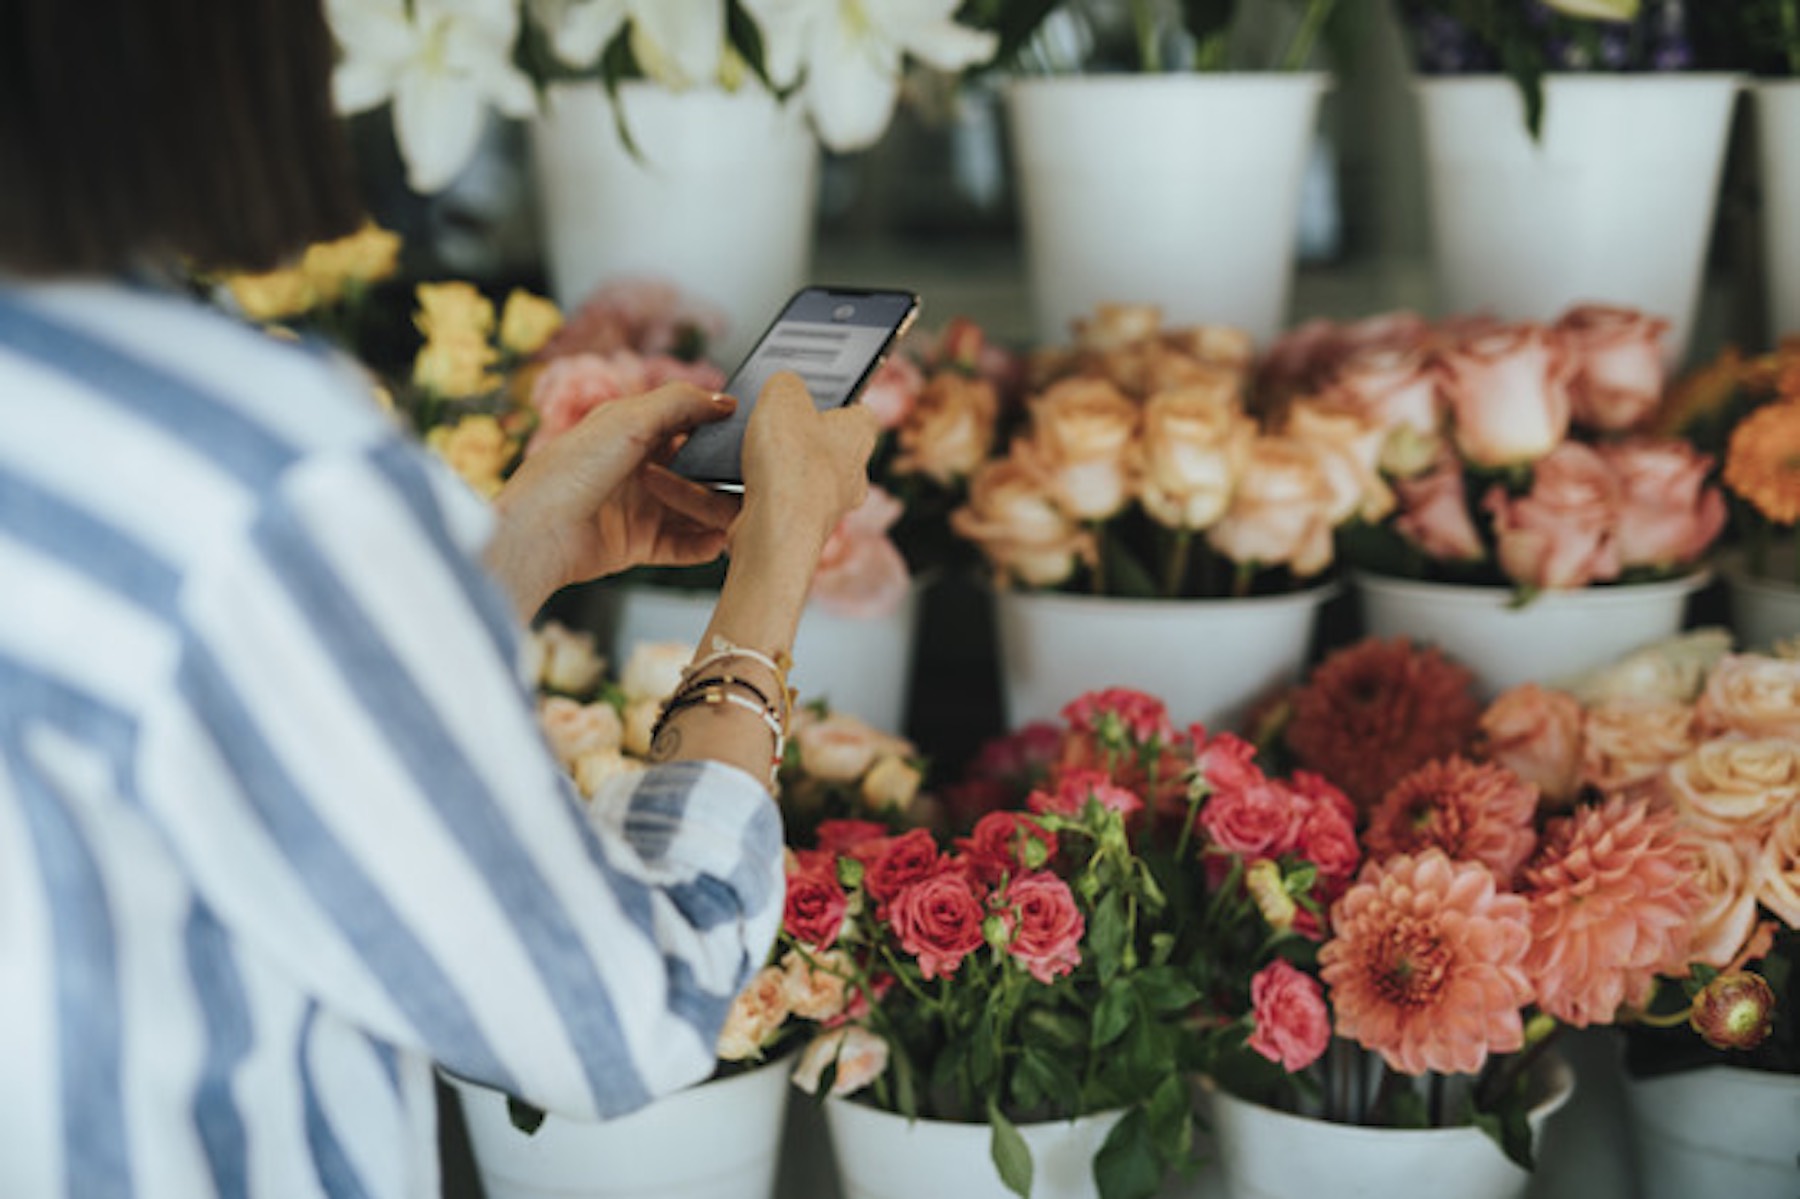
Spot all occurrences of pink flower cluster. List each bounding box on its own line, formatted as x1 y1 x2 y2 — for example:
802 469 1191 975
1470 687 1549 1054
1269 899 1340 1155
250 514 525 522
1262 304 1725 589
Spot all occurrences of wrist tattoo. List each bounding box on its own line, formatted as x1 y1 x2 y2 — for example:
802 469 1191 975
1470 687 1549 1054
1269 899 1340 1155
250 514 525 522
649 723 682 762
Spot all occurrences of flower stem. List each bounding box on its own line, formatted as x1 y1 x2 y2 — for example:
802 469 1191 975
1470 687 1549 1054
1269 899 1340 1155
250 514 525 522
1279 0 1338 71
1131 0 1161 72
1164 526 1193 598
1786 0 1800 77
1091 521 1109 595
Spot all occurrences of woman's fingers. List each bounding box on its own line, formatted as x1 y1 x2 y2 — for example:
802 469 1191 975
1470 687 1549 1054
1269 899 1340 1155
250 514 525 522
639 463 742 531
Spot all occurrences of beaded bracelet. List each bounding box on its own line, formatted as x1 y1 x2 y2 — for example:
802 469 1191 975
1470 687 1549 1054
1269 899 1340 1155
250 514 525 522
650 676 787 787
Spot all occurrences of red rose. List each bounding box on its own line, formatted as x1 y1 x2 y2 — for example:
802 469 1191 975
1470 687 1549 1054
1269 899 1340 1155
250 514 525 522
863 829 944 909
956 811 1059 887
1027 768 1144 818
1200 776 1306 859
889 872 988 980
784 863 848 948
1289 775 1361 886
1193 730 1266 795
1247 960 1331 1072
997 872 1085 984
815 819 891 856
1061 688 1176 745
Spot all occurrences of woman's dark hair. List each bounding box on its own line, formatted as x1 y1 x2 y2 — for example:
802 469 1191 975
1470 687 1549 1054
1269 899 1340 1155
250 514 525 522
0 0 364 275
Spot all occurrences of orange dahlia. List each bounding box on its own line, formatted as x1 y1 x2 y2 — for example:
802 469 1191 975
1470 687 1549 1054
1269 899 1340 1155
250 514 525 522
1320 850 1533 1076
1285 639 1481 812
1521 796 1703 1027
1365 757 1540 884
1723 397 1800 526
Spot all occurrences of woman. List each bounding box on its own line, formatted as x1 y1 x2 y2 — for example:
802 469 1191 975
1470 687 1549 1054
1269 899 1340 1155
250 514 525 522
0 2 877 1196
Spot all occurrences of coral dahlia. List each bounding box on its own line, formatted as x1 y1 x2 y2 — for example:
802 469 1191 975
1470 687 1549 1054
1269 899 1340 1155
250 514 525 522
1365 757 1540 884
1320 851 1533 1076
1285 639 1481 811
1521 796 1703 1027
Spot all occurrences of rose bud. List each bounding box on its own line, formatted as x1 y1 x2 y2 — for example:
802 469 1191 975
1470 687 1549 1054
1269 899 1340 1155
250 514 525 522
1688 971 1776 1052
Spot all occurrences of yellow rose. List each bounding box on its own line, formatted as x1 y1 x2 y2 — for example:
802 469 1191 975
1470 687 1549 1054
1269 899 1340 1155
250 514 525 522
226 268 317 322
1137 377 1254 531
498 289 564 357
860 754 923 813
619 641 694 703
1073 302 1163 352
426 414 515 498
951 455 1096 588
893 372 999 485
301 222 401 302
1162 323 1255 372
621 698 660 758
413 281 495 342
1024 377 1140 521
1245 859 1296 933
413 333 501 399
1205 436 1337 577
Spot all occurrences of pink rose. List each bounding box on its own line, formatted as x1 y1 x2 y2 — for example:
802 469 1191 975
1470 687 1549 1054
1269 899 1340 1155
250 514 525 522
1247 960 1331 1072
528 352 647 450
1480 684 1585 807
1061 688 1177 746
1329 344 1444 467
1028 768 1145 819
815 820 890 855
956 811 1058 887
1193 729 1267 795
997 872 1085 984
889 872 989 980
1484 442 1622 590
862 829 946 910
784 860 849 948
1440 324 1573 468
541 277 726 360
1599 440 1726 570
811 487 911 620
1200 777 1306 859
1289 773 1362 885
860 353 925 431
1556 305 1669 434
1393 454 1486 563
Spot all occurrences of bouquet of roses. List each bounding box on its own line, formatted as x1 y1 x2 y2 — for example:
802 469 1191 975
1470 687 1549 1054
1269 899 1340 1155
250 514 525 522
950 303 1392 599
1265 303 1726 600
212 219 403 348
1479 644 1799 1075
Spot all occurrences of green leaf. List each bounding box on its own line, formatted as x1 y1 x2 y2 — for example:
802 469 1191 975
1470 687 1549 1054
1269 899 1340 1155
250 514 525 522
1383 1088 1430 1129
1102 536 1162 599
1024 1008 1087 1051
1146 1074 1194 1162
1018 1047 1084 1109
1094 1109 1162 1199
1179 0 1238 44
1093 983 1138 1049
1471 1103 1536 1172
989 1102 1035 1199
1134 967 1201 1015
506 1096 546 1135
1090 892 1129 985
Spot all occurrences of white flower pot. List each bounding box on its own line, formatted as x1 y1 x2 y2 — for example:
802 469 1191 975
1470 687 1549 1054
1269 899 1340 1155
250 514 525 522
992 585 1337 730
1205 1055 1574 1199
529 82 819 366
449 1060 791 1199
824 1098 1125 1199
1724 548 1800 652
608 581 921 735
1623 1066 1800 1199
1755 81 1800 341
1006 74 1329 347
1354 571 1709 698
1414 75 1741 366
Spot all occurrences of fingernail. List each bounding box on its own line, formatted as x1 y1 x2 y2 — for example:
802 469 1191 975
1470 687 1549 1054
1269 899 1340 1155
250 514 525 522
710 391 732 405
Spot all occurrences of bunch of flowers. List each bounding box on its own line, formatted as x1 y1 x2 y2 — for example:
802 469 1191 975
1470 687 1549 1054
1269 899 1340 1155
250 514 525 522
1395 1 1717 135
211 220 403 348
1666 336 1800 585
323 0 1001 194
1479 645 1800 1073
1264 303 1726 598
961 0 1342 74
950 303 1391 599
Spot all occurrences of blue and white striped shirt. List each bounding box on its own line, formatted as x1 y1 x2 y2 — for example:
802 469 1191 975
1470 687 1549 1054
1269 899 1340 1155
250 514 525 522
0 279 784 1198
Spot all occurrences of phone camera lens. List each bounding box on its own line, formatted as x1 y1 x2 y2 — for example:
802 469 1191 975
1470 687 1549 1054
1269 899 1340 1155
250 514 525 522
832 304 855 321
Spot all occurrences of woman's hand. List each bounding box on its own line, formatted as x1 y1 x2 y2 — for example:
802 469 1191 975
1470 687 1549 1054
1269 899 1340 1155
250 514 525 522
734 370 880 561
485 383 743 619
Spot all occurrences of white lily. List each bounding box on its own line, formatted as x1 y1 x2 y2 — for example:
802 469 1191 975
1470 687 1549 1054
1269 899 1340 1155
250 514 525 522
526 0 728 87
328 0 536 195
1542 0 1641 20
742 0 998 152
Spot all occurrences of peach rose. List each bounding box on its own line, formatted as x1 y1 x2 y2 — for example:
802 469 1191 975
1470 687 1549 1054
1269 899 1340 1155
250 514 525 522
812 487 911 620
1580 698 1697 798
1205 437 1338 577
716 965 791 1061
1484 442 1621 590
1598 439 1726 570
1332 346 1443 440
951 455 1096 587
1163 324 1256 372
1440 323 1573 468
1025 378 1140 521
796 713 891 783
620 698 660 758
860 353 925 431
1393 455 1486 563
1137 379 1254 530
1686 835 1761 968
531 621 607 696
1285 395 1395 525
1754 802 1800 929
1479 684 1584 807
1667 737 1800 838
792 1025 890 1097
780 948 854 1022
538 696 625 766
572 749 648 799
619 641 692 704
1072 302 1162 351
1556 305 1669 434
861 754 923 813
1696 654 1800 741
892 372 1000 485
1338 310 1435 359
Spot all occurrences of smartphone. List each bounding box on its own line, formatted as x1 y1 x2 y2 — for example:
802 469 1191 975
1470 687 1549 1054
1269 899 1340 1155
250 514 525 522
667 285 921 489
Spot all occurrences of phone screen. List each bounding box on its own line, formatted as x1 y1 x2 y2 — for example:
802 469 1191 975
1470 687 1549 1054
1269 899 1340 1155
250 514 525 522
668 286 919 487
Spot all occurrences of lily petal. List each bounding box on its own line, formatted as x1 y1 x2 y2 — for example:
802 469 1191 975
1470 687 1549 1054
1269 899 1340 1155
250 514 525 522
866 0 997 71
803 19 900 152
738 0 819 87
529 0 629 67
393 68 489 194
628 0 727 88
